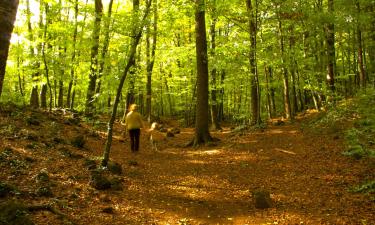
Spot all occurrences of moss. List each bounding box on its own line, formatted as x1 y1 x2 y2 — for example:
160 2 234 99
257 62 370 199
0 201 34 225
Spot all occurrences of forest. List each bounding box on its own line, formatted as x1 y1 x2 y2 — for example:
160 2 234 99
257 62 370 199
0 0 374 224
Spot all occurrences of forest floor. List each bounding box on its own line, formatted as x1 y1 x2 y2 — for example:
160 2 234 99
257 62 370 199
0 102 374 224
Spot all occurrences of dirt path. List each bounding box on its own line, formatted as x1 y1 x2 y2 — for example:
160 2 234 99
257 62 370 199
1 110 373 225
82 119 374 224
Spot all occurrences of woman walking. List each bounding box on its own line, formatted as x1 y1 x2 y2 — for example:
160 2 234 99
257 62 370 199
123 104 144 153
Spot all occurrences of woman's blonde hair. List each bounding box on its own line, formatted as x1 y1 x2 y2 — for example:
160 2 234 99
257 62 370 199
129 104 138 111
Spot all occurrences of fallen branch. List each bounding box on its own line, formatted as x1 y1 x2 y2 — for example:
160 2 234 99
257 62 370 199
274 148 296 155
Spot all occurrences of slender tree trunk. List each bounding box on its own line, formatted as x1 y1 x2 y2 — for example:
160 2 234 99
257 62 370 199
17 54 24 98
66 0 78 108
209 0 221 130
96 0 114 95
124 0 140 116
265 66 275 119
145 0 157 122
58 81 63 108
192 0 212 145
0 0 19 97
41 3 53 111
85 0 103 115
277 18 293 120
355 0 366 88
325 0 335 91
246 0 261 125
164 75 173 115
26 0 39 107
40 84 47 109
289 26 298 114
218 70 225 121
102 0 152 167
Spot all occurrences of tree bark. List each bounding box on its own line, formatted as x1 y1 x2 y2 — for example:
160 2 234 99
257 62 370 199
325 0 335 91
355 0 366 88
0 0 19 97
277 17 293 120
96 0 114 95
145 0 158 122
192 0 212 146
26 0 39 108
209 0 221 131
85 0 103 115
246 0 261 125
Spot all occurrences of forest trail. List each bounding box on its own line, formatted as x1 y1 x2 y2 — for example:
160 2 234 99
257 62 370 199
0 108 374 225
83 113 374 224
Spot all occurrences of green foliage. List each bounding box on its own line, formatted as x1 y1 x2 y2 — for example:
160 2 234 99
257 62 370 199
0 201 34 225
2 0 374 128
350 180 375 201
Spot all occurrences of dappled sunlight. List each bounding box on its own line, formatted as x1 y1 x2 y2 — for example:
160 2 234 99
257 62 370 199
269 129 284 134
186 149 223 156
1 103 374 225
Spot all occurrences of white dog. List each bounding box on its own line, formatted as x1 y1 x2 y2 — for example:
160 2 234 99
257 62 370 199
148 122 166 151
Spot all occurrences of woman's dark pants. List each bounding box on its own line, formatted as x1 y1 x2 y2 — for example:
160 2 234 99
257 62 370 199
128 129 140 152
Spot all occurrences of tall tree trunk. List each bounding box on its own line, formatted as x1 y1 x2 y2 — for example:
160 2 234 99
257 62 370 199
325 0 335 91
218 70 225 121
26 0 39 108
85 0 103 115
145 0 158 122
0 0 19 97
41 3 53 111
124 0 140 116
265 66 276 119
209 0 221 130
102 0 152 167
277 17 293 120
40 84 47 109
58 80 63 108
355 0 366 88
192 0 212 146
164 75 173 115
246 0 261 125
96 0 115 94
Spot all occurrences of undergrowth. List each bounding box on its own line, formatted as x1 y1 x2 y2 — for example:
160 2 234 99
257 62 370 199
307 89 375 196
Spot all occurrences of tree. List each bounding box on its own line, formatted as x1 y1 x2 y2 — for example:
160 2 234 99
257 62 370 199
101 0 152 167
0 0 19 98
276 4 293 121
355 0 366 88
85 0 103 115
246 0 261 125
145 0 158 122
96 0 115 95
209 0 222 131
192 0 212 145
325 0 335 91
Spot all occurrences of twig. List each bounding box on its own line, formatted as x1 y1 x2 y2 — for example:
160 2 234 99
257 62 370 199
274 148 296 155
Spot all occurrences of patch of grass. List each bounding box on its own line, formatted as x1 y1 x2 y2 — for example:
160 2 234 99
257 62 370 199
350 180 375 201
308 89 375 159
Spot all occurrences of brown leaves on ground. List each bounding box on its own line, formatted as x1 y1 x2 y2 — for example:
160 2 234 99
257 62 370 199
0 108 374 225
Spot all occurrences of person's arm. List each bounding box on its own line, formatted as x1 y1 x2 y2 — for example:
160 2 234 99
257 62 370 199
138 113 144 128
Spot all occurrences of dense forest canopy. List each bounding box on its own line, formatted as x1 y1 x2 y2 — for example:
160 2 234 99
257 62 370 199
1 0 374 124
0 1 374 224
